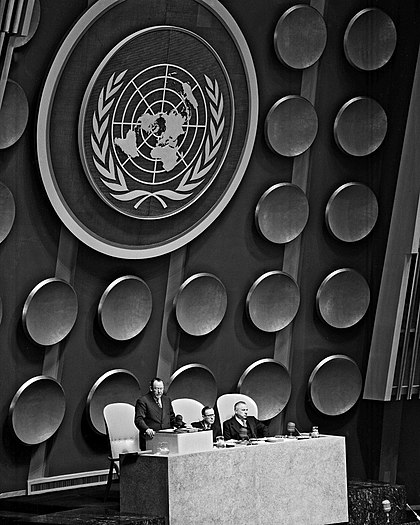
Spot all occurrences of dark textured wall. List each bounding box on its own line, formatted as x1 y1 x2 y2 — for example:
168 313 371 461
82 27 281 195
0 0 419 499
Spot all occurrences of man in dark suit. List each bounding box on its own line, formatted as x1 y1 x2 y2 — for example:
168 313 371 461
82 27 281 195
191 406 221 440
134 377 176 450
223 400 268 441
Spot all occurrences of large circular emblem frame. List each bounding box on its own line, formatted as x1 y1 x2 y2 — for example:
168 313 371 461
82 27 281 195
36 0 258 259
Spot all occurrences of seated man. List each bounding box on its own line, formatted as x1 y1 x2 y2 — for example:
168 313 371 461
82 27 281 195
134 377 176 450
223 400 268 441
191 406 221 440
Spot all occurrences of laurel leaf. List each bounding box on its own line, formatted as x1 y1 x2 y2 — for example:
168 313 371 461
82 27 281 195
177 181 202 192
176 169 192 191
116 167 128 190
205 137 210 159
99 116 109 139
206 88 217 105
210 104 218 122
204 75 213 90
106 73 115 98
214 80 219 102
194 160 214 181
191 153 202 179
102 180 126 192
216 96 224 120
108 153 115 176
102 134 109 159
206 138 222 162
210 120 216 143
111 190 152 201
154 190 191 201
91 135 105 163
93 157 114 180
214 118 225 143
98 88 105 114
116 69 127 84
93 113 99 137
99 98 113 120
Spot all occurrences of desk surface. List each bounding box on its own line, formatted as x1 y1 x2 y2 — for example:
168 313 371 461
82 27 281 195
121 435 348 525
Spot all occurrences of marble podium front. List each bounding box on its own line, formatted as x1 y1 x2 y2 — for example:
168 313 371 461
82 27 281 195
120 435 348 525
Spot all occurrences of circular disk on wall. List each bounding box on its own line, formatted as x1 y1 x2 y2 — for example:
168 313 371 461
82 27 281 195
98 275 152 341
13 0 41 49
0 80 29 149
86 369 140 435
334 97 387 156
22 278 78 346
265 95 318 157
9 376 66 445
166 364 217 407
174 273 227 336
238 358 292 420
344 8 397 71
36 0 258 259
316 268 370 329
255 183 309 244
0 182 16 244
246 271 300 332
274 4 327 70
325 183 378 242
308 355 362 416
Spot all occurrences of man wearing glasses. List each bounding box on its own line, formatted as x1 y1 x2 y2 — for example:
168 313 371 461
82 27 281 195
191 406 221 440
135 377 176 450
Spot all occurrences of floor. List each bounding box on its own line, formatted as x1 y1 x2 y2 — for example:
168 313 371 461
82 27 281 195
0 483 418 525
0 484 163 525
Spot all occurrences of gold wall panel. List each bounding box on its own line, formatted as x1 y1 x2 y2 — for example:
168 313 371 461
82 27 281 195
22 278 78 346
0 80 29 149
0 182 15 244
98 275 152 341
246 271 300 332
9 376 66 445
334 97 387 156
265 95 318 157
237 358 292 420
255 183 309 244
166 364 217 407
344 8 397 71
316 268 370 328
308 355 362 416
274 4 327 70
174 273 227 336
86 369 140 435
325 183 378 242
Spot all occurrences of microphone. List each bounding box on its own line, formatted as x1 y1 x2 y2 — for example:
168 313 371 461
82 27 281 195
286 421 301 437
407 503 420 522
174 414 186 429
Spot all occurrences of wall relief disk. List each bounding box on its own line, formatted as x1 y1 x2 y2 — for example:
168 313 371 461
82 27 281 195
37 0 258 259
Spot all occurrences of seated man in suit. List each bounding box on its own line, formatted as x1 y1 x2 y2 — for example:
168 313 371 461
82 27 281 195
223 400 268 441
134 377 176 450
191 406 221 440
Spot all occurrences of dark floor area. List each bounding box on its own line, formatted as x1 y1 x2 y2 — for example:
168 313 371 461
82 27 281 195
0 484 162 525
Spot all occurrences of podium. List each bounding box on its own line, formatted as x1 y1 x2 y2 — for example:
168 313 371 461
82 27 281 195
121 435 348 525
150 429 213 455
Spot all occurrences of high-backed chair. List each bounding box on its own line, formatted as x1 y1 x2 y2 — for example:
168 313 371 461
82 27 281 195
103 403 140 501
172 398 204 425
216 393 258 431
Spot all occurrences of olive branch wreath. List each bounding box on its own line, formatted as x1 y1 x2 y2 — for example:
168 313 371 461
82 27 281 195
90 71 225 211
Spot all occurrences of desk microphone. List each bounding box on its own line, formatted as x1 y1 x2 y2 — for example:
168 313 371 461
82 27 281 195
174 414 186 429
286 421 301 436
406 503 420 522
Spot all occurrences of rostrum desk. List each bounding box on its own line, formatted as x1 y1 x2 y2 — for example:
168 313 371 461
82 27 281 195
120 434 348 525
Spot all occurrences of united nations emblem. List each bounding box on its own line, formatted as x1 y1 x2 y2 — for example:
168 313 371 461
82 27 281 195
80 27 233 220
37 0 257 258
